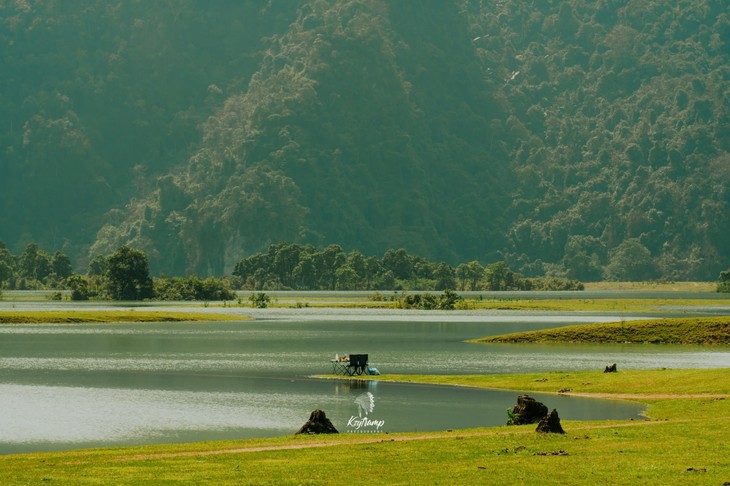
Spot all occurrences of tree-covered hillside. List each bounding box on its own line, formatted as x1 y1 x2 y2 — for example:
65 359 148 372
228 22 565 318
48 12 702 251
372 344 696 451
1 1 728 280
476 0 730 281
0 0 302 263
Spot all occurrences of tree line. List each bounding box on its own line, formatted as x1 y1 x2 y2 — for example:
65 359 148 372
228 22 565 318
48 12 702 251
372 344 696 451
4 241 729 300
0 242 234 302
0 241 581 298
233 242 583 292
0 241 72 290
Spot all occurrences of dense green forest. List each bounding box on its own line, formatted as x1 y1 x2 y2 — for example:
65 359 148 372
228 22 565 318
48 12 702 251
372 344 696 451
0 241 236 300
0 240 582 295
233 241 583 291
1 1 728 280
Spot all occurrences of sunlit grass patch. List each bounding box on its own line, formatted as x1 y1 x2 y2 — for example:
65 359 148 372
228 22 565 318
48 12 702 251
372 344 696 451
472 316 730 344
349 369 730 396
0 310 246 323
456 297 730 312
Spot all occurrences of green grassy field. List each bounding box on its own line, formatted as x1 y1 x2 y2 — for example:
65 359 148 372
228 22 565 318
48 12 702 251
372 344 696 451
473 316 730 345
0 310 244 323
336 368 730 396
1 369 728 485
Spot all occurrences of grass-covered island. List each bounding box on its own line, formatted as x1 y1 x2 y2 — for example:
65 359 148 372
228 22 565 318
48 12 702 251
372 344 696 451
0 310 244 323
471 316 730 345
0 368 728 484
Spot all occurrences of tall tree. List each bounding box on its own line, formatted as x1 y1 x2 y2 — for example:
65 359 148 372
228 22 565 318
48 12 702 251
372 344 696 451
104 247 153 300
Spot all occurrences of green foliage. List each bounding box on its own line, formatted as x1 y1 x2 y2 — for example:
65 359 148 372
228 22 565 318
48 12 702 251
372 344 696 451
604 239 656 281
153 276 236 301
66 274 91 301
397 289 463 310
718 269 730 293
51 252 72 279
1 1 728 280
88 255 108 277
0 260 12 287
0 245 13 286
506 408 519 426
0 242 74 290
456 261 484 291
18 244 51 282
0 2 300 266
521 277 584 291
483 262 515 291
249 292 272 308
233 242 582 291
489 0 730 281
104 247 153 301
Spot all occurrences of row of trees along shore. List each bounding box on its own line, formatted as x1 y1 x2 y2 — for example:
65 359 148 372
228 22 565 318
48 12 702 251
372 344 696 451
3 241 730 301
0 242 234 302
233 242 584 291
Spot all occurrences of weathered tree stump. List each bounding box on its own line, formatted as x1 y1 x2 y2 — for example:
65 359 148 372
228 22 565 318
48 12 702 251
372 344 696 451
296 409 339 435
536 409 565 434
508 395 549 425
604 363 617 373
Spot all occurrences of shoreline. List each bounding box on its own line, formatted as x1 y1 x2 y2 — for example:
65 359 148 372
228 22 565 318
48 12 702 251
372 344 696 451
1 368 728 483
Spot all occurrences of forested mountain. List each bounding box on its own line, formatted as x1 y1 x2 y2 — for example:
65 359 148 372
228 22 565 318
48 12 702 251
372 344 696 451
1 0 728 280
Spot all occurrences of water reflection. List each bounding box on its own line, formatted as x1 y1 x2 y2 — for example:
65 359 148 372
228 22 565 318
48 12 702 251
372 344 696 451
0 315 726 454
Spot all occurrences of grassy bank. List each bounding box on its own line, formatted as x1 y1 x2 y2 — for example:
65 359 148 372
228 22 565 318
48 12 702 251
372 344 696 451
582 281 716 292
454 297 730 312
0 310 245 323
472 316 730 345
236 297 730 313
4 290 730 313
343 368 730 396
1 369 728 484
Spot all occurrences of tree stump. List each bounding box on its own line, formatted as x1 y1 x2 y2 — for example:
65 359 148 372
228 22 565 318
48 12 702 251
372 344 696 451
508 395 549 425
296 409 339 435
536 409 565 434
604 363 617 373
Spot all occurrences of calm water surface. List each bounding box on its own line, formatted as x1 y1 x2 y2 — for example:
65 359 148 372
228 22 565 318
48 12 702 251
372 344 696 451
1 305 728 454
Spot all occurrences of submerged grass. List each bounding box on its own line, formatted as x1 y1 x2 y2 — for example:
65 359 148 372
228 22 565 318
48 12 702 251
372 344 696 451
473 316 730 344
1 369 728 484
0 310 245 323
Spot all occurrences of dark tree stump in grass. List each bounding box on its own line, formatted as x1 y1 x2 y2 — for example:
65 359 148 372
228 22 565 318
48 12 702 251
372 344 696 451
508 395 549 425
296 409 339 434
536 409 565 434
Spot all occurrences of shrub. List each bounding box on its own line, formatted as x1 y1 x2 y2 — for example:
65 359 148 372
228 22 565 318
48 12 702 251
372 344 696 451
249 292 271 308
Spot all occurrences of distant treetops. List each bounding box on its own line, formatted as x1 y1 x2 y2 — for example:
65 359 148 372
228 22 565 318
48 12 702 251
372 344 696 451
0 242 234 302
3 241 729 300
233 242 583 292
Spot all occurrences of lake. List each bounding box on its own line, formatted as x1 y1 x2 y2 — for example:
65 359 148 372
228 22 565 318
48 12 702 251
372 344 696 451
1 303 728 454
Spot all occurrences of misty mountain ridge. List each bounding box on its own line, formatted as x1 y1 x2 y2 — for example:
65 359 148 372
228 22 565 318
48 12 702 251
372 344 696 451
1 1 728 280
